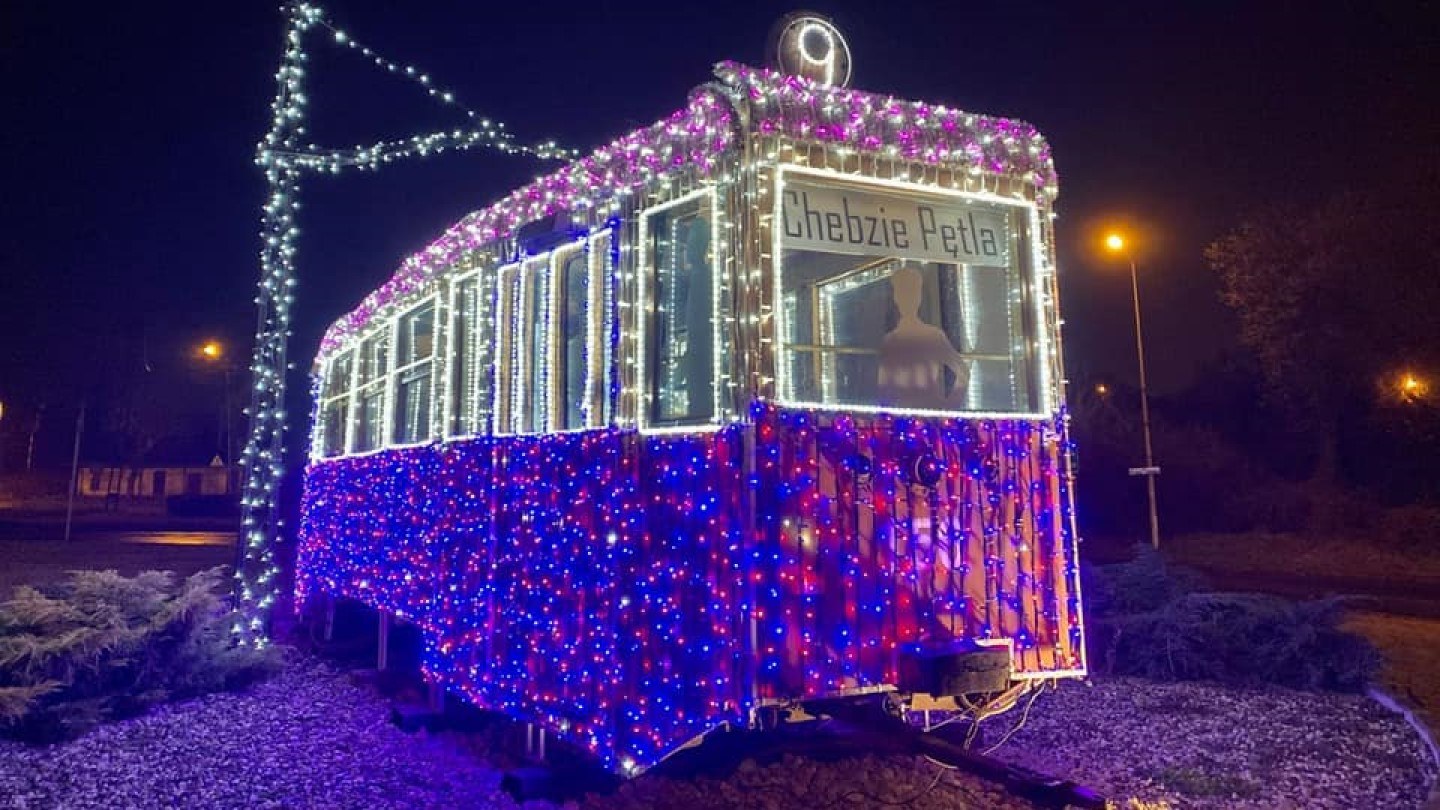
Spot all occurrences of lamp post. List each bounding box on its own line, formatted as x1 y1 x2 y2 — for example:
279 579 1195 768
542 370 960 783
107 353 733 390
196 341 237 494
1105 233 1161 549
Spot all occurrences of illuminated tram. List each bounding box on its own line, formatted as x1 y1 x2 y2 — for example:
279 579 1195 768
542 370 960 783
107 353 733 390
298 17 1086 774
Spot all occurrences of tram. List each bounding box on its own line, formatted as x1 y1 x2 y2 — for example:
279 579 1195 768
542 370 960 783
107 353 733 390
298 16 1086 774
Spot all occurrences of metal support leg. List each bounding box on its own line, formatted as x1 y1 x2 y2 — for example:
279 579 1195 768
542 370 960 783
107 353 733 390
377 611 390 671
323 597 336 642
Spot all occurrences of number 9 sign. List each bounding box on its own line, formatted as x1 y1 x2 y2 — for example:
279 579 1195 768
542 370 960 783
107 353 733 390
770 13 852 87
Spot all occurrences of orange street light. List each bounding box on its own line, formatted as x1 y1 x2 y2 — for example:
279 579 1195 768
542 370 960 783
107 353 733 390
1094 382 1110 396
199 340 223 361
1104 232 1126 252
1399 372 1428 401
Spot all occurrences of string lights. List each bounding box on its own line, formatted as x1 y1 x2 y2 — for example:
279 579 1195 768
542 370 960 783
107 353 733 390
298 404 1082 771
238 2 570 637
292 20 1085 775
316 62 1057 362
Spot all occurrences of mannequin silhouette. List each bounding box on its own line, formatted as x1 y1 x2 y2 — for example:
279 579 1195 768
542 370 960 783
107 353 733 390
877 265 969 410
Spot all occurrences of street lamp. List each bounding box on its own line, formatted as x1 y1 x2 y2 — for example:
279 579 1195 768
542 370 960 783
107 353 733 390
196 340 236 494
1104 232 1161 549
1399 371 1428 402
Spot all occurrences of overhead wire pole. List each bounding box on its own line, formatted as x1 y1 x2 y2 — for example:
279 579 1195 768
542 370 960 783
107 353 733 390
236 3 314 638
237 3 571 641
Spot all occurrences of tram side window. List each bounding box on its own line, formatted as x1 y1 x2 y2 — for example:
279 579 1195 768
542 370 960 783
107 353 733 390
646 198 714 426
393 301 435 445
589 232 612 426
493 265 517 433
319 350 353 457
449 275 482 436
354 330 390 453
519 261 548 434
554 248 590 430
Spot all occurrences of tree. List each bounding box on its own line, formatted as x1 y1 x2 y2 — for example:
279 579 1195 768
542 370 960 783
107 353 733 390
1205 185 1440 489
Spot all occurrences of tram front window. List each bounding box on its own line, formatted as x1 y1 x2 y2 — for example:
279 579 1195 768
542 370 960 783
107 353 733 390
778 178 1040 415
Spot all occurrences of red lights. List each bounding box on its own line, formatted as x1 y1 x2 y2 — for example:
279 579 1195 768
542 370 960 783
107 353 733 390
297 403 1084 772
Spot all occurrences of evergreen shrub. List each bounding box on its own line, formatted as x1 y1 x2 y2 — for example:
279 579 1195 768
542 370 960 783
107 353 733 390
1085 547 1379 691
0 567 281 742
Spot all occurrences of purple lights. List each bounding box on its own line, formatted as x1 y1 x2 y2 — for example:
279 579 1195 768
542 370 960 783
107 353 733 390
319 90 735 357
318 63 1058 361
297 404 1083 771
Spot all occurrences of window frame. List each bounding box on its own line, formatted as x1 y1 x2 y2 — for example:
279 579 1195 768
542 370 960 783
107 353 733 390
517 256 550 434
389 296 439 448
588 230 614 428
349 323 394 455
314 348 357 459
548 231 612 432
492 258 550 436
444 269 485 440
492 262 520 435
771 166 1054 420
636 187 722 435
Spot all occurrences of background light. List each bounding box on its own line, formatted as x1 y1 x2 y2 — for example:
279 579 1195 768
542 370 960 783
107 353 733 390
1398 371 1428 401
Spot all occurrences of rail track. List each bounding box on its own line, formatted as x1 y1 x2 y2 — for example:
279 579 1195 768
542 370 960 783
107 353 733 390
499 696 1107 808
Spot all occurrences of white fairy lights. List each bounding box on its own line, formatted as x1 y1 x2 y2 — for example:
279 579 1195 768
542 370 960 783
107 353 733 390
238 3 569 639
278 46 1065 638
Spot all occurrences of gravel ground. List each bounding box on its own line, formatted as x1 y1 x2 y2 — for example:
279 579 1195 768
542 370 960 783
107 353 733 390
0 663 1035 810
982 677 1438 809
0 662 531 810
2 662 1434 809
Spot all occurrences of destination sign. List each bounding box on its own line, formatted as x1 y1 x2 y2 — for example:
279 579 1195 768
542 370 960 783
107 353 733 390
780 181 1012 267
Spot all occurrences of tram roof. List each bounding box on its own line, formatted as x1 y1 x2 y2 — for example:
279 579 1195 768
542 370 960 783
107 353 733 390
318 61 1057 359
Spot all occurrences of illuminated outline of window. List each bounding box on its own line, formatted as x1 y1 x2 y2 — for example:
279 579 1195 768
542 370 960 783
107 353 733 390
517 257 549 434
588 231 613 428
551 239 610 431
492 263 519 434
771 166 1053 419
351 327 392 453
391 299 437 446
315 349 355 458
445 270 484 439
636 187 721 432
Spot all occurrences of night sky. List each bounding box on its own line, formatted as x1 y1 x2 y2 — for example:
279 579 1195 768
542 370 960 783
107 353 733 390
2 2 1435 462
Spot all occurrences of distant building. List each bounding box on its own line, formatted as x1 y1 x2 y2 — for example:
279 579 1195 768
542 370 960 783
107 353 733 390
77 436 234 499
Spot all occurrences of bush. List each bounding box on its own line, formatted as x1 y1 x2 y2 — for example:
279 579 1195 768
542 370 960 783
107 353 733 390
0 567 281 742
1082 545 1204 618
1085 546 1379 691
1106 593 1379 691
